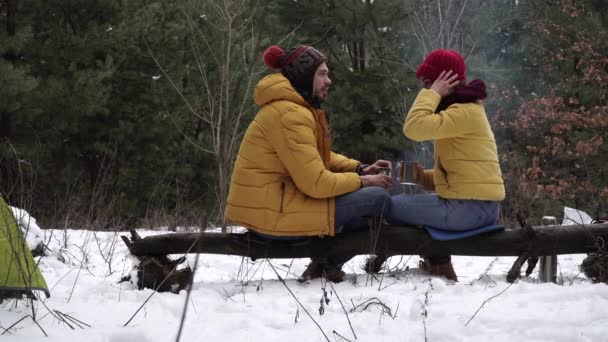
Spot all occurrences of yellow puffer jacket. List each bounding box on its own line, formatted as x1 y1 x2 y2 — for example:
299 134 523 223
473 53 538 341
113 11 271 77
404 88 505 201
225 74 362 236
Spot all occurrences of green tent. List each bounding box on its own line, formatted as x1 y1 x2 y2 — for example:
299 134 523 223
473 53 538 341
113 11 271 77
0 196 50 300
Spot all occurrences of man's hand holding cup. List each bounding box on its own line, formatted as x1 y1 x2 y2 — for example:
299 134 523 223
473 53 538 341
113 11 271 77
361 159 392 175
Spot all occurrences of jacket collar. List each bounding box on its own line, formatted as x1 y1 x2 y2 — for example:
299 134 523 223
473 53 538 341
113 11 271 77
254 73 319 110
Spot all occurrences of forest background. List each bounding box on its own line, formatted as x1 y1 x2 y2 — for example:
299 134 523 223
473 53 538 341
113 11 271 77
1 0 607 230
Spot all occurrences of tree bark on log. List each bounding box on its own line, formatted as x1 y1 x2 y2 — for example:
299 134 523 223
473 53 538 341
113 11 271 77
121 223 608 259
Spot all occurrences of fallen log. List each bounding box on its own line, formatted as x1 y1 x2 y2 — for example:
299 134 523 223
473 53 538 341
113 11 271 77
121 223 608 259
118 255 192 294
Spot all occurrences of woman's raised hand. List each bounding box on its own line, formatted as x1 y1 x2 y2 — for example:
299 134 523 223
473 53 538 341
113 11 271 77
430 70 461 97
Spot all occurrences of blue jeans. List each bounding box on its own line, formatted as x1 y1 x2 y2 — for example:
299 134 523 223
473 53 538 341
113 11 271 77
389 193 500 264
389 194 500 230
325 186 391 268
334 186 391 233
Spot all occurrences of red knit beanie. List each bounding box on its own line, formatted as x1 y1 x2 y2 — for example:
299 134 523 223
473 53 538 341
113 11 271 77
263 44 327 94
416 49 466 83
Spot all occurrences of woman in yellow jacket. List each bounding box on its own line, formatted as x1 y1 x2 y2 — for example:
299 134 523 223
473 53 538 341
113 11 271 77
389 49 505 281
226 44 393 282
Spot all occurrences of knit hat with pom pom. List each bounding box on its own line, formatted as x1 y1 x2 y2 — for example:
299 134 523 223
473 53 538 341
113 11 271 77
263 45 327 98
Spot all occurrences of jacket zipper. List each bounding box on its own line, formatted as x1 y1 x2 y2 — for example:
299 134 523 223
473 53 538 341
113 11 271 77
280 182 285 213
320 110 332 234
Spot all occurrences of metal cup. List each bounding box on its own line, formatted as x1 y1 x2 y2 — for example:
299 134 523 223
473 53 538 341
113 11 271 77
378 167 391 176
397 161 420 184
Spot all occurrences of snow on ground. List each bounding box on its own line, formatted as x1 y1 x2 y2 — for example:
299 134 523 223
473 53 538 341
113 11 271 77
1 210 608 341
10 205 46 251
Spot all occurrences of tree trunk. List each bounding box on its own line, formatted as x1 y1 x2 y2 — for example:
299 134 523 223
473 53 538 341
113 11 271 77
217 145 230 231
6 0 16 36
121 223 608 259
358 39 366 72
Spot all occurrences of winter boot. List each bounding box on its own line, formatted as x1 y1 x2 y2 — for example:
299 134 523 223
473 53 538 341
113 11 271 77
298 258 346 283
322 256 350 283
322 268 346 283
298 258 324 282
419 258 458 282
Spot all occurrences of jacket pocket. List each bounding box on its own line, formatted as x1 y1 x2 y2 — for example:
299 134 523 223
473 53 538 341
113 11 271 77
280 182 285 213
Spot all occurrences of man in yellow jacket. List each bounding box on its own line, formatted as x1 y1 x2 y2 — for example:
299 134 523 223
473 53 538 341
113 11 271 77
225 44 392 282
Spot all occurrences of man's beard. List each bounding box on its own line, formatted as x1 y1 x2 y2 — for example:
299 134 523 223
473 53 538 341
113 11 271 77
314 87 329 103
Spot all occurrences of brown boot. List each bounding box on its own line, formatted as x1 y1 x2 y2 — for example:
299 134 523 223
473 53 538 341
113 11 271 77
321 257 347 283
323 269 346 283
298 258 346 283
419 259 458 282
298 258 323 282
